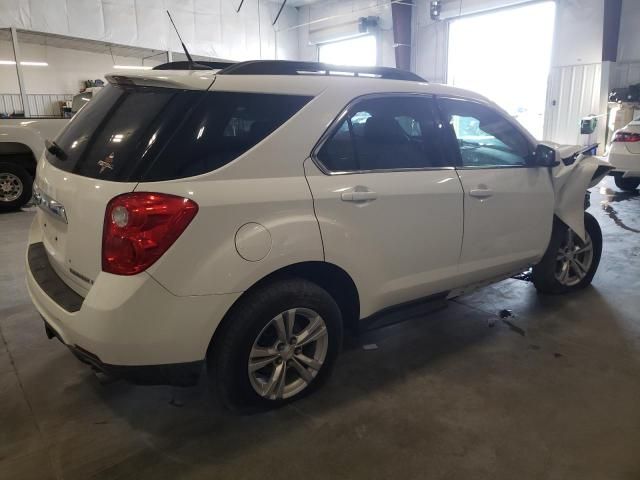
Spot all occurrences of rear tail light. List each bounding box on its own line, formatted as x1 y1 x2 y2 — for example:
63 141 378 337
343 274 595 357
102 192 198 275
613 131 640 143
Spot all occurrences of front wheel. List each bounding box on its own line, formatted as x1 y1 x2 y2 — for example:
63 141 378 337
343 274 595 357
532 213 602 294
614 176 640 192
208 278 343 412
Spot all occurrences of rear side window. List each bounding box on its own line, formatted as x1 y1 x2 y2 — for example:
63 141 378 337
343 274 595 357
47 84 311 182
147 92 311 181
316 96 448 172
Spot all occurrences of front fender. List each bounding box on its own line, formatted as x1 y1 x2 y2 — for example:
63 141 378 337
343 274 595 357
543 142 613 240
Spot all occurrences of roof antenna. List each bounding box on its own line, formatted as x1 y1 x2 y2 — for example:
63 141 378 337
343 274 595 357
167 10 195 67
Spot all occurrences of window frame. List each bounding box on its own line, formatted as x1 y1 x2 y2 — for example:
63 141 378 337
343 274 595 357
435 95 538 170
311 93 455 175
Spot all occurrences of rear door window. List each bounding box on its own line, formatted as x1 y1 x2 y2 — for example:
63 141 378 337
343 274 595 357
47 84 311 182
316 96 449 172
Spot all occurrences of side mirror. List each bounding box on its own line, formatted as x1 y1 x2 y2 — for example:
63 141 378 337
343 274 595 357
534 144 560 167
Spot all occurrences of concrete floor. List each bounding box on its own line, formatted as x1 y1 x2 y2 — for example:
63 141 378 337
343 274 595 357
1 176 639 480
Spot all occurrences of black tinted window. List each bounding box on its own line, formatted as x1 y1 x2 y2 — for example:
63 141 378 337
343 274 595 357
438 98 534 167
317 96 448 172
147 92 311 181
47 84 311 181
48 84 200 181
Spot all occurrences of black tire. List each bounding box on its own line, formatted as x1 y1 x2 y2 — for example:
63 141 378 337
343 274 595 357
208 277 343 412
0 162 33 211
614 176 640 192
532 213 602 294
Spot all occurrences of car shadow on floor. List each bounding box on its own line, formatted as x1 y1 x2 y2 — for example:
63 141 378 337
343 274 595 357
71 282 634 477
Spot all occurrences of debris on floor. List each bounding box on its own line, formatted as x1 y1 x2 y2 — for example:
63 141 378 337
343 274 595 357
362 343 379 351
487 309 527 336
512 269 533 282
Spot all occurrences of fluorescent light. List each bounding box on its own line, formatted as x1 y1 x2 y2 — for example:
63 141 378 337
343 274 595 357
113 65 153 70
0 60 48 66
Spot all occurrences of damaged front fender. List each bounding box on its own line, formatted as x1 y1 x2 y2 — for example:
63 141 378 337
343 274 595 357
542 142 614 240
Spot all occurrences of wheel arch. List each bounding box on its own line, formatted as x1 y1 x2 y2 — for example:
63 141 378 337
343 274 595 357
0 142 38 176
208 261 360 355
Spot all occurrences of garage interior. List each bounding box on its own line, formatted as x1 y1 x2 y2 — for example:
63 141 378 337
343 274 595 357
1 0 640 478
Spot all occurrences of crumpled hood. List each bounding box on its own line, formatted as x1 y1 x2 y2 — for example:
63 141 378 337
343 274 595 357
541 142 614 240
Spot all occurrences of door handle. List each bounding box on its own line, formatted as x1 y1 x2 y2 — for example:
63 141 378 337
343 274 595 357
341 190 378 202
469 188 493 198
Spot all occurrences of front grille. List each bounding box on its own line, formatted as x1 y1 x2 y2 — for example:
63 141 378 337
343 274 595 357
28 242 84 313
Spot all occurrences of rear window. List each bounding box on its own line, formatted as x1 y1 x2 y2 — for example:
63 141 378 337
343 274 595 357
47 84 312 181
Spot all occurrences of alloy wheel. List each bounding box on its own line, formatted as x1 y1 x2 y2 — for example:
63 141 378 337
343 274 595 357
554 228 594 287
248 307 328 400
0 173 23 203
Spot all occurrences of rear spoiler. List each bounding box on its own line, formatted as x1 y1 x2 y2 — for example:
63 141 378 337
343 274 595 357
105 73 215 91
153 61 235 71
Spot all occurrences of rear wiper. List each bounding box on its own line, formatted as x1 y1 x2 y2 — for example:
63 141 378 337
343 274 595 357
45 139 67 161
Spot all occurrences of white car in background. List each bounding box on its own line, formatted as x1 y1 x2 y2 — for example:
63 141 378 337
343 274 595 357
0 118 69 210
607 117 640 191
26 60 611 411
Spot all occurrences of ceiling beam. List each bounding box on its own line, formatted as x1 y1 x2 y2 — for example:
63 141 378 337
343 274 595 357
391 0 413 71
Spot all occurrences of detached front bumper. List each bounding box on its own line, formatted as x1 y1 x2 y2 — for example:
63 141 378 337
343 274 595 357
25 221 241 386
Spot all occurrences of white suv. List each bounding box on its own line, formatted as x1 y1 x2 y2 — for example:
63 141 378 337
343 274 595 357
606 116 640 191
26 60 611 410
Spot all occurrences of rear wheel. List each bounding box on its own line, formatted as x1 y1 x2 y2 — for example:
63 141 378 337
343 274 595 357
0 162 32 211
614 176 640 192
532 213 602 294
208 278 343 412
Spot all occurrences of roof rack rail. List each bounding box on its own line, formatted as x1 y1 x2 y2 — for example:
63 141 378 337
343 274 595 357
218 60 426 82
153 61 235 71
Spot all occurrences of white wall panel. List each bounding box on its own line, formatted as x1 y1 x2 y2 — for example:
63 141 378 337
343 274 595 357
610 62 640 90
0 94 23 115
0 0 299 60
551 0 603 67
27 0 69 35
0 93 72 116
66 0 105 40
102 0 137 46
543 63 603 145
618 0 640 62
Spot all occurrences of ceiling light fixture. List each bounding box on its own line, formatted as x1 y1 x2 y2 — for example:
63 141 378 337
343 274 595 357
0 60 49 66
21 61 48 66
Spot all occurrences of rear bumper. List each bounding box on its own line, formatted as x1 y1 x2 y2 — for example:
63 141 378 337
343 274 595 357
607 150 640 178
42 321 203 386
25 218 241 382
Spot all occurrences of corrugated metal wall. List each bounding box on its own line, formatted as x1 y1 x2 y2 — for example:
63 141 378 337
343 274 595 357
543 63 603 146
610 62 640 89
0 94 72 117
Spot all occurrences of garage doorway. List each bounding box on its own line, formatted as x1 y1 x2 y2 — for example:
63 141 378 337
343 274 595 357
319 35 377 67
447 1 556 138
